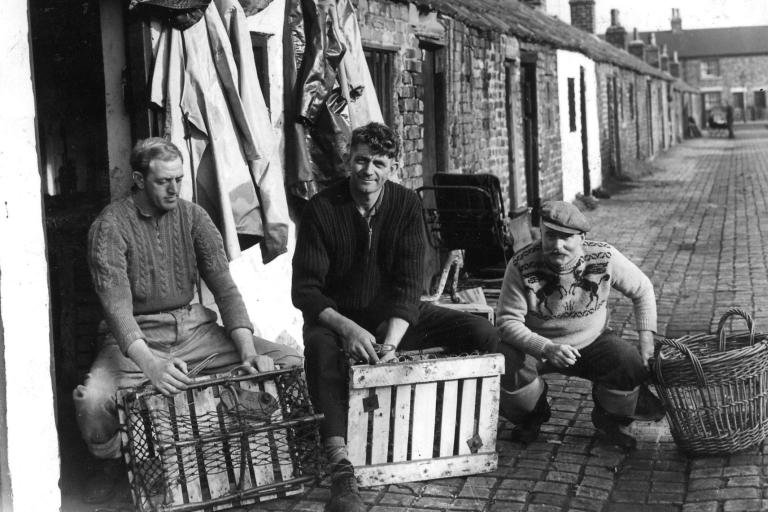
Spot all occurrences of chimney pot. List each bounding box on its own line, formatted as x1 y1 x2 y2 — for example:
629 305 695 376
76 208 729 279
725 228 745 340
645 33 660 68
610 8 620 27
605 9 627 50
671 7 682 32
628 27 646 61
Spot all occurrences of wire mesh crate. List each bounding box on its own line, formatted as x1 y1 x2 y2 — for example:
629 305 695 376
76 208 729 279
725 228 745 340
346 352 504 487
117 367 324 512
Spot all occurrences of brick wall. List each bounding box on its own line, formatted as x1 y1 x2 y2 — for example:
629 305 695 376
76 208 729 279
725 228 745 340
358 0 520 211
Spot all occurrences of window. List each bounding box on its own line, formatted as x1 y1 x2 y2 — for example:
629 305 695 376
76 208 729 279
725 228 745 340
364 48 395 125
250 33 270 110
568 77 576 132
619 82 624 121
700 59 720 79
704 91 722 114
546 82 552 129
628 83 635 120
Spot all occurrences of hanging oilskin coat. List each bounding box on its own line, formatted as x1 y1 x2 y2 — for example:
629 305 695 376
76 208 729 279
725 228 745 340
149 0 290 263
284 0 383 201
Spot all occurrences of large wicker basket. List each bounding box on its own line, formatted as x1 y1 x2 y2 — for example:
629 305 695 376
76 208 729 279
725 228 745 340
653 308 768 455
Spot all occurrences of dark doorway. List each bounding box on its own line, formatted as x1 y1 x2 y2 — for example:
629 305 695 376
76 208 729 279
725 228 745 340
606 76 622 176
421 43 447 185
732 91 745 122
520 60 540 224
579 66 590 195
29 0 111 501
505 60 519 210
647 81 654 156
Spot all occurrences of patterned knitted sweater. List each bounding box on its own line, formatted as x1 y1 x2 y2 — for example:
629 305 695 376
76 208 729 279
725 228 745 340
496 240 656 357
291 179 425 327
87 195 252 354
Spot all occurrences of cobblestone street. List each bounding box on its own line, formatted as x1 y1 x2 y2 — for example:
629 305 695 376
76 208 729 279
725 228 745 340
266 125 768 512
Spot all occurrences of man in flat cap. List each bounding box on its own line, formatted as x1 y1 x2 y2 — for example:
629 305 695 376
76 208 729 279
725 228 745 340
495 201 657 449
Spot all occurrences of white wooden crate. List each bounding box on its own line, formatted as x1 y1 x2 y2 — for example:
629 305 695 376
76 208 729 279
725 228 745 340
346 353 504 487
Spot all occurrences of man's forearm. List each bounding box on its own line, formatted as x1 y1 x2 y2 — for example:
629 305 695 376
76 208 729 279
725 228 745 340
230 327 256 359
127 338 159 375
381 317 409 349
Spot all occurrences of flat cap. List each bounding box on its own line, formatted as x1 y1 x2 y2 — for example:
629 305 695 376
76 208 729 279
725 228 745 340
539 201 590 234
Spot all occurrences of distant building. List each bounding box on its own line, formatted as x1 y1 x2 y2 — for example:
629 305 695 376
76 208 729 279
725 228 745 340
637 9 768 122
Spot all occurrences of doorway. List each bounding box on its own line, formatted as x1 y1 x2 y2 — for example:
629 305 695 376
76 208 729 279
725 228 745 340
579 66 590 195
520 59 540 224
606 76 622 176
421 43 447 184
505 60 519 209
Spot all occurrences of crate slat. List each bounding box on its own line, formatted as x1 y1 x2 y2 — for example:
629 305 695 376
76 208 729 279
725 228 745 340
174 390 203 504
477 376 500 453
439 380 458 456
411 382 437 459
457 379 477 455
192 386 232 507
263 379 297 486
145 394 185 505
239 379 277 502
371 387 392 464
349 354 504 388
392 385 411 462
347 388 369 466
355 453 498 487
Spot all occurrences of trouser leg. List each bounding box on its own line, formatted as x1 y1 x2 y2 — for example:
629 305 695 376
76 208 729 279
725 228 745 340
73 345 146 459
496 345 550 427
398 302 500 353
303 325 349 439
568 330 647 419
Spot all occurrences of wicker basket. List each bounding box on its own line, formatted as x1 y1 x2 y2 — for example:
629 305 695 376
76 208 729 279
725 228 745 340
653 307 768 455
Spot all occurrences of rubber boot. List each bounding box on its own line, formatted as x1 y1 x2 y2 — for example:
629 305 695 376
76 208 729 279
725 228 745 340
501 380 551 444
592 386 639 450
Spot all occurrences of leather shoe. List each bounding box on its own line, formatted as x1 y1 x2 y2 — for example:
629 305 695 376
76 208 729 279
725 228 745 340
326 459 365 512
83 457 125 504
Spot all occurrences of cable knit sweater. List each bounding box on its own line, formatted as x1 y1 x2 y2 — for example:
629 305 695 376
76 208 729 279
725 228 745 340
291 179 425 327
496 240 656 357
87 195 252 354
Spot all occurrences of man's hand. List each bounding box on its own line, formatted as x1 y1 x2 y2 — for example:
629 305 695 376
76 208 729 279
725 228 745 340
128 339 192 396
146 356 192 396
241 353 276 374
542 343 581 368
340 323 380 364
638 330 655 370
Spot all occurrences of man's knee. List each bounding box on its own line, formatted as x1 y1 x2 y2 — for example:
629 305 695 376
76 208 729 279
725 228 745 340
464 316 500 352
73 368 120 446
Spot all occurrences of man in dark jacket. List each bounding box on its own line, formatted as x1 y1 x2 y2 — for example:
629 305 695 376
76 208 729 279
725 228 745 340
292 122 499 512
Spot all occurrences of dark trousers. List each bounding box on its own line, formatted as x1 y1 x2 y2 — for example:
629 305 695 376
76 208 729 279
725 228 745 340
505 329 647 390
303 302 500 439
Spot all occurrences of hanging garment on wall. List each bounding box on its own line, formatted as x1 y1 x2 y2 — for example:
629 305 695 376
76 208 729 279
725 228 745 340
150 0 289 263
284 0 383 201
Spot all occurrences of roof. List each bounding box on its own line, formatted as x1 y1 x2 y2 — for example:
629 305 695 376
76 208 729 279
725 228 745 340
638 26 768 59
405 0 675 80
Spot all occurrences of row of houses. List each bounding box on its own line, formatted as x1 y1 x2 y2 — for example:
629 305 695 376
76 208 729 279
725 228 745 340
0 0 702 508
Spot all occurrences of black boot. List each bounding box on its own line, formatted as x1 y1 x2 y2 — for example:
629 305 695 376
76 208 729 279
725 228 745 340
326 459 365 512
591 404 636 450
504 383 551 444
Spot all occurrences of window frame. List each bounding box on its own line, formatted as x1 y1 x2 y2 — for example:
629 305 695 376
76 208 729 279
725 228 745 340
567 77 577 132
700 59 720 79
363 47 396 126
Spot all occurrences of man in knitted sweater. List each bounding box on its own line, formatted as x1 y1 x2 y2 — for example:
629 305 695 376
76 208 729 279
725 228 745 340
74 138 302 503
495 201 657 449
292 123 499 512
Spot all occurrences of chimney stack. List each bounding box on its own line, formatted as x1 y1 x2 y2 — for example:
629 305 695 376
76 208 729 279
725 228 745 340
645 33 660 68
670 8 682 32
521 0 547 12
660 44 670 72
605 9 628 50
569 0 596 34
668 51 681 78
628 28 646 62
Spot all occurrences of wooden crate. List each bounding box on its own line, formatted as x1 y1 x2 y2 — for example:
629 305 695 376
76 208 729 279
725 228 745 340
118 367 323 512
346 353 504 487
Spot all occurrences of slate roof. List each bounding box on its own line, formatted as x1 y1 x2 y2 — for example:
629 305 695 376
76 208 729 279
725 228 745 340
404 0 674 80
638 26 768 59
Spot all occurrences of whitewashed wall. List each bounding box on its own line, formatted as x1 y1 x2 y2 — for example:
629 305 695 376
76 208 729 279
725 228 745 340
556 50 602 202
0 2 61 509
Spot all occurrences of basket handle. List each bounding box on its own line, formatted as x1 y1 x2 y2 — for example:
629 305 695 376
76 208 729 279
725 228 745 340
654 336 708 387
716 307 756 351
